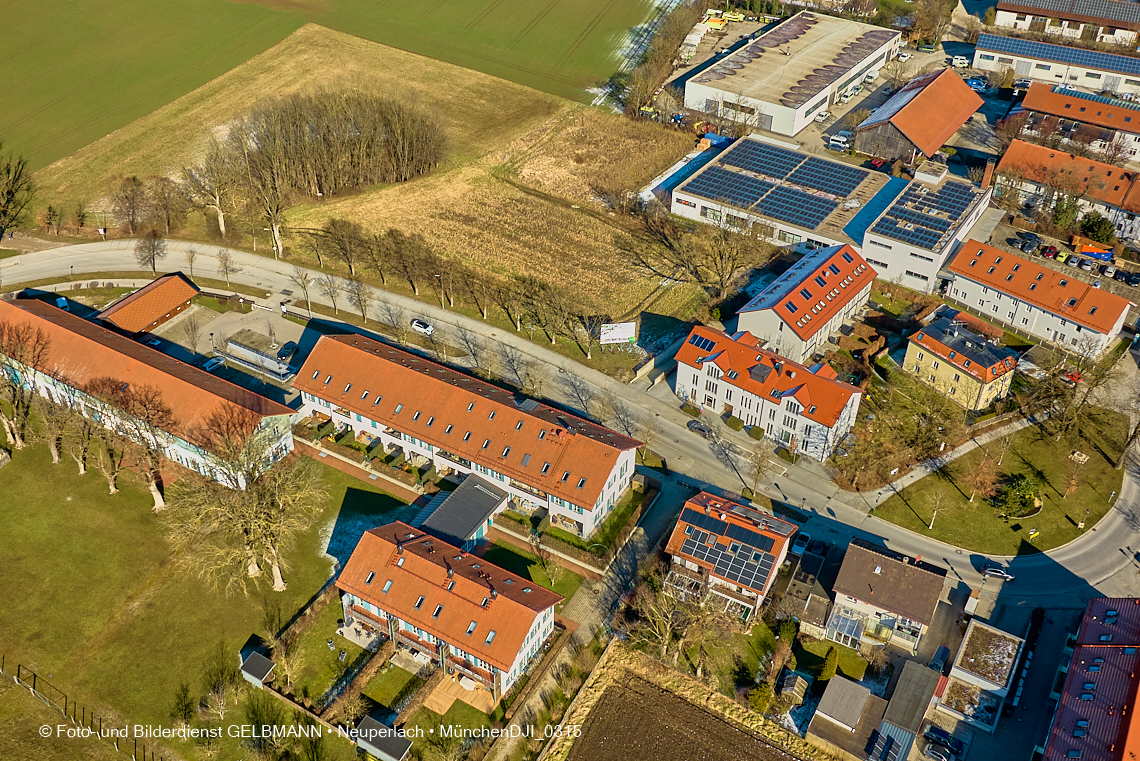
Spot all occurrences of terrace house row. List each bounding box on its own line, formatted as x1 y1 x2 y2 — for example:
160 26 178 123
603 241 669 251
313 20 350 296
1019 82 1140 160
946 240 1133 356
337 523 561 700
673 326 862 461
294 335 641 538
0 298 294 482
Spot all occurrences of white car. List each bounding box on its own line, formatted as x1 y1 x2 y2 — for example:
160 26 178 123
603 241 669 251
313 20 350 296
791 532 811 555
897 51 912 62
411 319 435 336
952 55 970 68
815 110 830 123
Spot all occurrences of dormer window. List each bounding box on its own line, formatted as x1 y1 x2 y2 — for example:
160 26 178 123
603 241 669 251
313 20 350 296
414 596 425 610
413 411 421 421
516 421 524 430
488 411 496 420
312 370 320 379
426 416 435 426
344 383 352 392
467 403 474 411
324 375 332 384
577 478 586 488
482 439 491 449
433 604 443 619
445 424 453 434
395 404 403 413
561 471 570 482
502 446 511 458
466 621 477 635
464 431 472 441
542 462 551 474
365 571 375 584
361 391 369 400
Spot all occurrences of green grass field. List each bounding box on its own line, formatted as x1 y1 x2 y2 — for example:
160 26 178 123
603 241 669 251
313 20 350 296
3 0 651 171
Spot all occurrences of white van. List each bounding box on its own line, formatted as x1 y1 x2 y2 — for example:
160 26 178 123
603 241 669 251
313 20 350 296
828 134 851 151
863 69 879 83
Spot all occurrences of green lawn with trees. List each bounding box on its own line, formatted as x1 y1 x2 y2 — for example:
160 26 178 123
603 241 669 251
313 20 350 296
479 541 584 612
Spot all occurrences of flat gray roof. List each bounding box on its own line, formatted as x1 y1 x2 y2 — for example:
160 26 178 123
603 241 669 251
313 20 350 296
422 474 509 545
354 716 412 761
816 675 872 729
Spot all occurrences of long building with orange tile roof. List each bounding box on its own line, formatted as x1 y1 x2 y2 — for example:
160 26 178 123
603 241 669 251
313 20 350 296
294 334 640 539
673 325 862 460
0 297 293 481
997 139 1140 243
946 239 1133 355
337 522 561 699
664 492 798 621
98 273 200 336
854 69 983 162
1020 83 1140 161
736 244 877 363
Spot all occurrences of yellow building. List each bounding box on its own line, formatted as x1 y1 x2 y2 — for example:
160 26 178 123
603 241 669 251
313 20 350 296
903 311 1019 412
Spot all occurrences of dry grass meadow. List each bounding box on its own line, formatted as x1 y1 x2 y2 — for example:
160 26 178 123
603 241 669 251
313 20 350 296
34 24 702 318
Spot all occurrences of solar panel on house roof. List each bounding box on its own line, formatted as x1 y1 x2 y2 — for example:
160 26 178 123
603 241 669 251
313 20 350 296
786 157 869 197
678 507 779 590
756 185 839 228
683 166 775 209
976 33 1140 77
688 333 716 351
870 218 943 249
721 140 805 178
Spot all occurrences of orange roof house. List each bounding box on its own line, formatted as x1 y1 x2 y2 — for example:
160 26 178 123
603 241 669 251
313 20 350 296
1021 82 1140 137
294 334 640 520
98 272 200 335
337 522 560 696
664 492 797 619
0 298 292 467
854 70 983 161
997 139 1140 214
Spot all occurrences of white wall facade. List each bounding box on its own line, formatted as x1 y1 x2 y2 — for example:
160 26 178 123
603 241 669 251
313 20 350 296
947 276 1128 355
298 392 635 538
737 280 873 362
673 361 861 460
993 10 1138 45
671 191 845 252
861 189 993 294
1000 176 1140 243
974 48 1140 95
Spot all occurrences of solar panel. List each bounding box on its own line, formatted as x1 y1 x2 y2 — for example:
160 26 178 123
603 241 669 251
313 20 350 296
688 334 716 351
678 508 778 591
870 218 943 249
683 166 774 209
977 33 1140 77
786 157 869 197
756 186 839 228
721 140 805 179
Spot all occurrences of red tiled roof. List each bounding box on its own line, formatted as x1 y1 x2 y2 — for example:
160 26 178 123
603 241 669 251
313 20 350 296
867 70 983 158
1042 598 1140 761
665 492 796 597
947 239 1133 334
998 139 1140 213
674 326 861 427
336 522 561 673
739 245 876 341
1022 82 1140 133
98 273 200 334
294 335 640 510
0 299 291 450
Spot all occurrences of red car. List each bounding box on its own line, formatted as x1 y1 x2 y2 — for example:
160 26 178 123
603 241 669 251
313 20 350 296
1063 370 1082 385
870 158 886 169
1040 245 1058 258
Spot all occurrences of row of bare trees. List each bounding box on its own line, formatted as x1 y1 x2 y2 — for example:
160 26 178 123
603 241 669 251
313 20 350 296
181 90 446 254
0 319 324 593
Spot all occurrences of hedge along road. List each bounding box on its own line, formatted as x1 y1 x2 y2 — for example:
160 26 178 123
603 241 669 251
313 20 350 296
4 238 1140 605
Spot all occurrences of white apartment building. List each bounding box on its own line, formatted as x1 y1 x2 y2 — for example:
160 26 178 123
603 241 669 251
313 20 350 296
736 244 876 363
294 334 640 539
973 33 1140 95
994 0 1140 46
946 240 1133 356
674 326 862 460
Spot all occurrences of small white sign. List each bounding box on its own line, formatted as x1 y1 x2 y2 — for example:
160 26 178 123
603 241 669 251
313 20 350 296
600 322 637 345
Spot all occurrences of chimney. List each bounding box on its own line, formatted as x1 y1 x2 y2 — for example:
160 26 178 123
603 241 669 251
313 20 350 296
397 543 404 555
491 589 498 599
981 159 996 191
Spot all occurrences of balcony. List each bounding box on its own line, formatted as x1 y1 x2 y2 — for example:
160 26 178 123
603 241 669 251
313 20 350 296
509 478 547 500
395 629 439 656
446 655 494 687
436 449 471 469
348 605 387 632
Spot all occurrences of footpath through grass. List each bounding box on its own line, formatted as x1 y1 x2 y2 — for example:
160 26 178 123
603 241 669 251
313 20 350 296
875 412 1127 555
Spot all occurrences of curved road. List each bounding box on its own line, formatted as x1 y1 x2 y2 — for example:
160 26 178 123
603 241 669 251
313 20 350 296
4 238 1139 605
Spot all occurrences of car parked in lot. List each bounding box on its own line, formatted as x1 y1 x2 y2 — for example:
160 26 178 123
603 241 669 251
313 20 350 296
809 539 827 556
1018 239 1037 253
1014 78 1032 89
146 338 163 349
952 56 971 68
918 43 937 53
791 532 811 555
1055 252 1069 264
411 319 435 336
1040 245 1058 258
1129 272 1140 287
1101 264 1117 277
1116 268 1132 282
1018 231 1041 244
1080 258 1094 271
1068 256 1081 267
897 50 912 61
923 744 951 761
923 726 964 755
815 110 831 123
202 357 225 373
982 565 1015 581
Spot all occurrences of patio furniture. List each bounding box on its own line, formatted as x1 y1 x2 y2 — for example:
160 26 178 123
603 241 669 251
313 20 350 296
327 639 335 650
338 650 347 662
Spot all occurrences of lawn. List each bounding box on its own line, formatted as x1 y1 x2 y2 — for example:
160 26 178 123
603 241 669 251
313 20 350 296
479 541 584 612
544 489 649 553
0 436 409 761
287 596 366 705
875 412 1128 554
406 696 504 737
793 639 868 681
362 665 423 709
871 288 913 319
686 621 777 697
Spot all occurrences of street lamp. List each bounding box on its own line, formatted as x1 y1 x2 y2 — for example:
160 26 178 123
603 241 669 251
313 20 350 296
209 333 215 355
69 265 74 280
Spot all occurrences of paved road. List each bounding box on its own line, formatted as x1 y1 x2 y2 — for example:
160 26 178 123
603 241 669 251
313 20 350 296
5 239 1140 608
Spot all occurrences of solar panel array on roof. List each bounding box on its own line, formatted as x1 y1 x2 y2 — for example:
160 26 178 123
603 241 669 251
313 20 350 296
999 0 1140 27
787 157 869 197
722 140 804 178
678 507 778 591
867 731 901 761
869 181 981 251
976 33 1140 77
689 333 716 352
758 185 840 228
685 166 775 208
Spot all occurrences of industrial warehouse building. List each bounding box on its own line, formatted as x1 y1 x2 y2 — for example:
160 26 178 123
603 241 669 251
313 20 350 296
993 0 1140 46
973 33 1140 95
683 12 900 136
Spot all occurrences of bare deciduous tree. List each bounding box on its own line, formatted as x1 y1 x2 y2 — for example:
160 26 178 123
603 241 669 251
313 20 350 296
317 273 344 315
135 229 168 275
184 245 199 279
346 277 373 323
0 142 35 241
183 137 239 238
113 175 148 235
216 248 240 287
149 177 190 235
455 325 490 375
0 321 52 448
181 313 205 358
378 301 408 344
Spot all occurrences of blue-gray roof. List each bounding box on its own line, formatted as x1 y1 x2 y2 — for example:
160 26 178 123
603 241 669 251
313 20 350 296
421 475 508 546
976 33 1140 77
997 0 1140 28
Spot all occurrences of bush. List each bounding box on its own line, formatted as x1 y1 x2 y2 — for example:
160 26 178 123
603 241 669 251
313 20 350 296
681 403 701 418
748 426 764 440
748 683 773 714
726 416 744 431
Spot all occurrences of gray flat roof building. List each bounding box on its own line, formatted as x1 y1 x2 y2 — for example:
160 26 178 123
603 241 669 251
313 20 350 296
419 475 509 550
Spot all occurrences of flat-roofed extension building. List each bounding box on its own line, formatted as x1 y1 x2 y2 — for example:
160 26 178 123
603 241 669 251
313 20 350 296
994 0 1140 46
294 334 640 538
946 239 1133 356
664 491 797 621
673 326 862 460
337 522 561 700
973 33 1140 95
683 12 899 136
736 244 876 363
